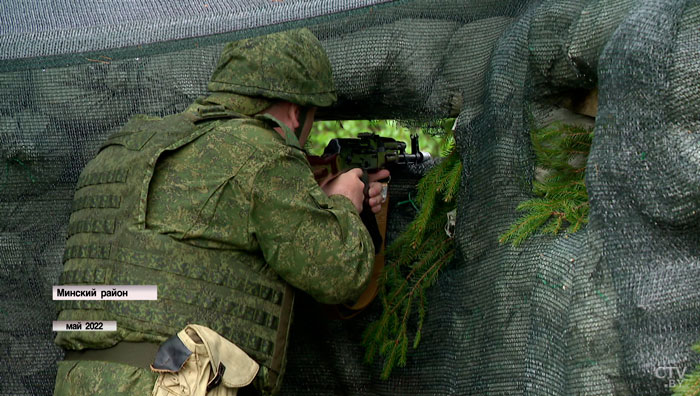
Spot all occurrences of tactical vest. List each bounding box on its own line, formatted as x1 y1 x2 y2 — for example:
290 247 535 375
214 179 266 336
56 112 293 395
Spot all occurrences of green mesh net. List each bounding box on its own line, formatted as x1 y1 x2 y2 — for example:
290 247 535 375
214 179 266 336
2 0 700 394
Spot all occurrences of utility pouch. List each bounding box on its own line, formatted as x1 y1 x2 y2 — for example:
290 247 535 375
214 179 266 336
151 324 259 396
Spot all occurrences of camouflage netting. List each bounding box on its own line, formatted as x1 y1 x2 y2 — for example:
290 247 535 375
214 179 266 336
2 0 699 394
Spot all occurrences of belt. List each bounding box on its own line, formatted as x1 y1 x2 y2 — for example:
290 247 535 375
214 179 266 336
64 341 160 370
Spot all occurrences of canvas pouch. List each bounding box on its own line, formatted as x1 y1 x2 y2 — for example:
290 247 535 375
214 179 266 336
151 324 259 396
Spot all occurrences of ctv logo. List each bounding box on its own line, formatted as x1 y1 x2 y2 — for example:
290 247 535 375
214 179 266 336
654 366 688 388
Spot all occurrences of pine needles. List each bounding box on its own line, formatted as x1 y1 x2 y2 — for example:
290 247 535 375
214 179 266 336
363 123 461 379
499 122 593 246
673 341 700 396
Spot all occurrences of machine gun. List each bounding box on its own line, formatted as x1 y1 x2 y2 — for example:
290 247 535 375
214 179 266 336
307 132 431 315
307 132 431 188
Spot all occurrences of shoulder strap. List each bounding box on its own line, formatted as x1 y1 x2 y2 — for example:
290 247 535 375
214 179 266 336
100 113 199 152
183 102 247 123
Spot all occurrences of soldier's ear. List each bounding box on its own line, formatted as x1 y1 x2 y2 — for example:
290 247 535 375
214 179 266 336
287 102 301 129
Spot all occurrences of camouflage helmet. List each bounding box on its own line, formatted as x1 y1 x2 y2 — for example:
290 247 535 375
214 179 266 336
207 28 337 113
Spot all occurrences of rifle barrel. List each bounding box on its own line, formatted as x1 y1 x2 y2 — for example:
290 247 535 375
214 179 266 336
395 152 431 164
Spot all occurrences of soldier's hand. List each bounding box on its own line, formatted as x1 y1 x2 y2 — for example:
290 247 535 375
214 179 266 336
321 168 366 213
367 169 390 214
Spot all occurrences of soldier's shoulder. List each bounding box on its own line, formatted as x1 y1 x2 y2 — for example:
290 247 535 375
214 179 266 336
211 118 295 156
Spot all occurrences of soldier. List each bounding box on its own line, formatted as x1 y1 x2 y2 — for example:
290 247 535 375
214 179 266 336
53 28 388 396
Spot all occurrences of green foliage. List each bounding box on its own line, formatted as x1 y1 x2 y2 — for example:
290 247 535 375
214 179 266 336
307 119 442 157
363 120 460 379
499 122 593 246
673 341 700 396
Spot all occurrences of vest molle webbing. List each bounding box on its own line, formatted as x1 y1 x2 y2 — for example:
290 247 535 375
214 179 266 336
56 113 293 395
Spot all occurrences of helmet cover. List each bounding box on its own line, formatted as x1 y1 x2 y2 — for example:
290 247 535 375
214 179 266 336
208 28 337 109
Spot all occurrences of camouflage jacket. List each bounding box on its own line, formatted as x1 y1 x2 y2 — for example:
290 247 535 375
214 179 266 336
54 102 374 395
146 103 374 304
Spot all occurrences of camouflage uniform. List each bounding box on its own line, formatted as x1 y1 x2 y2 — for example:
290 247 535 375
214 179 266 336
54 29 374 395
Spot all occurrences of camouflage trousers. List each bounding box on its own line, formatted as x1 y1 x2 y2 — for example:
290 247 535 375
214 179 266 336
54 360 157 396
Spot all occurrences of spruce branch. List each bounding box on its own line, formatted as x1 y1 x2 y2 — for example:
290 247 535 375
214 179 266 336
673 341 700 396
442 152 463 202
500 121 593 246
363 121 460 379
